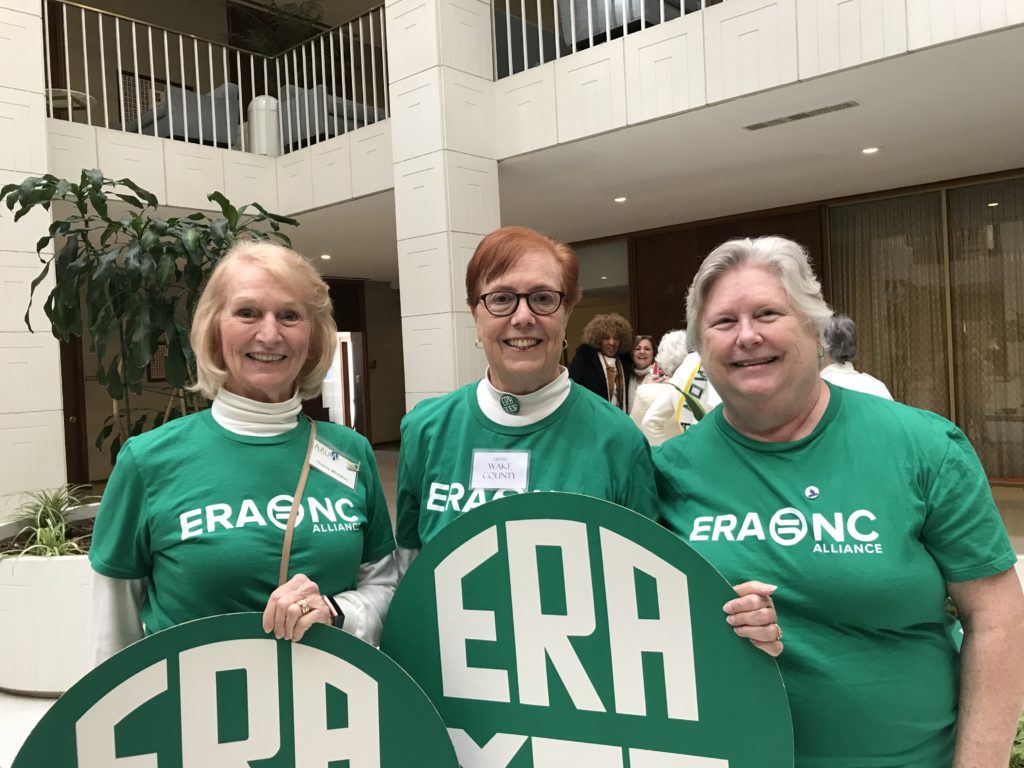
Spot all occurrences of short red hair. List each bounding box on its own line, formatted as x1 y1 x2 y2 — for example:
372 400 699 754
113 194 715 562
465 226 581 312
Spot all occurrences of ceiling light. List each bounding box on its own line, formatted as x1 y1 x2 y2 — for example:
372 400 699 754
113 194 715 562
613 196 627 203
320 254 331 260
861 147 879 155
600 276 608 280
987 202 999 208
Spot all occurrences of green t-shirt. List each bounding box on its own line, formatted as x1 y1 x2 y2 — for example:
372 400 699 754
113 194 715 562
397 383 658 548
653 384 1016 768
90 411 396 635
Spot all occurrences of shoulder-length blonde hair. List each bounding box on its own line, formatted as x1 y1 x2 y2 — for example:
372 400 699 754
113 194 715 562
190 240 337 400
581 312 633 350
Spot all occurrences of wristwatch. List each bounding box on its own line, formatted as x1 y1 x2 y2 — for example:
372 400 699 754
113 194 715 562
324 595 346 629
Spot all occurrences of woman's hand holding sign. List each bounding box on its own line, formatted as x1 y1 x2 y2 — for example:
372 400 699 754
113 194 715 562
724 581 784 658
263 573 332 642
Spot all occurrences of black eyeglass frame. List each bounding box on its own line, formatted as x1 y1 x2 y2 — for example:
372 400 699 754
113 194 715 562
477 290 567 317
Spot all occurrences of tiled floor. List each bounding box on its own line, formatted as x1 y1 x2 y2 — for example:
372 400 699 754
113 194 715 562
0 691 52 768
0 446 401 765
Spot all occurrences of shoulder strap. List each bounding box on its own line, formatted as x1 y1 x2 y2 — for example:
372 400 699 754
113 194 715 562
278 417 318 586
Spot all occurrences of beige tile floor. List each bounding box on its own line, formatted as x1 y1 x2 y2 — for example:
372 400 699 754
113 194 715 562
0 447 400 767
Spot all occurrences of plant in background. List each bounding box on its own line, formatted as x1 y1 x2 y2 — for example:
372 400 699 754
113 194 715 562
1 170 297 461
1012 709 1024 768
681 391 707 422
0 485 97 557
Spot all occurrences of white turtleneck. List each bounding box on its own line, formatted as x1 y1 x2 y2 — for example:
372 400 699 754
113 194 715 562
476 368 572 426
211 387 303 436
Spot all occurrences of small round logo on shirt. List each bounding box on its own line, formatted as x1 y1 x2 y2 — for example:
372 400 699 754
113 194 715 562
500 394 521 415
804 485 820 500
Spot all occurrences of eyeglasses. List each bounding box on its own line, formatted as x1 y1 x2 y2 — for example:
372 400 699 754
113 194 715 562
478 290 566 317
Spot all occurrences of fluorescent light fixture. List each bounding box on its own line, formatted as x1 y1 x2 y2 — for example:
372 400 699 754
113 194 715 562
600 276 608 280
320 254 331 260
861 147 880 155
987 202 1000 208
613 196 627 203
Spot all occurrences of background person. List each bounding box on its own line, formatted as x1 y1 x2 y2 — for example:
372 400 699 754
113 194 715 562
395 226 779 655
655 236 1024 767
568 312 634 410
641 347 721 446
627 334 658 407
630 329 686 430
89 241 397 663
819 312 894 400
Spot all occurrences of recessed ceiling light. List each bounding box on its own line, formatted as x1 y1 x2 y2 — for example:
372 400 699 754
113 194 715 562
600 275 608 280
861 147 879 155
987 202 1000 208
613 196 627 203
320 254 331 260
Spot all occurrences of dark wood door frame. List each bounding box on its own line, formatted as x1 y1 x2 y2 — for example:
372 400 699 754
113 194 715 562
59 336 90 485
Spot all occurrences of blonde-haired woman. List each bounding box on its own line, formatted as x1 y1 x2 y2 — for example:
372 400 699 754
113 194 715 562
89 241 397 663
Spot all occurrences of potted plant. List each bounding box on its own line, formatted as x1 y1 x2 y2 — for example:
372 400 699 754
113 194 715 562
0 485 98 695
1 169 297 461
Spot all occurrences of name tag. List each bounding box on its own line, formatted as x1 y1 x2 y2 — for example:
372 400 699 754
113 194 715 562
310 439 359 489
471 450 530 491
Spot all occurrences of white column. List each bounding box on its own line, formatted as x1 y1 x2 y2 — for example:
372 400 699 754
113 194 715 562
0 1 67 512
386 0 499 411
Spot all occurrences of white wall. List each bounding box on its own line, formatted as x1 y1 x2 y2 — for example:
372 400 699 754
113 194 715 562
47 122 393 215
495 0 1024 159
0 1 66 513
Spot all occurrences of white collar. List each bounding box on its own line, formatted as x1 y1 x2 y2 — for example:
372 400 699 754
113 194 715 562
211 387 303 436
476 368 571 426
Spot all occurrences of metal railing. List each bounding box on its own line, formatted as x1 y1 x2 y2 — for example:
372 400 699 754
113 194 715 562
275 9 389 154
493 0 722 78
42 0 389 156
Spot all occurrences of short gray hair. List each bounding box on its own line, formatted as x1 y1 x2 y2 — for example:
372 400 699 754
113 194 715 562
685 236 832 353
824 313 858 363
654 330 688 376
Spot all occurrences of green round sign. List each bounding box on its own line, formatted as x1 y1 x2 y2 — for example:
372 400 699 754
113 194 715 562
14 613 458 767
381 492 793 767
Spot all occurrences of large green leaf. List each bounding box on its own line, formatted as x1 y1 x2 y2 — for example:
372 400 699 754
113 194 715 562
116 177 159 207
208 191 239 229
210 217 230 244
106 356 124 401
23 259 52 332
84 169 104 190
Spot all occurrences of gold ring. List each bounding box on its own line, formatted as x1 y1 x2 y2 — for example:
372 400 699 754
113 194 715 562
776 625 784 641
298 599 310 615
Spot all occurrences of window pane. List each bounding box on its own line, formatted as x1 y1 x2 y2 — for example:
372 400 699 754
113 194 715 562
828 193 949 416
947 178 1024 478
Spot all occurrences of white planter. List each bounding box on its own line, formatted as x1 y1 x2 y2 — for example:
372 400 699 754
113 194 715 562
0 502 98 696
0 554 94 696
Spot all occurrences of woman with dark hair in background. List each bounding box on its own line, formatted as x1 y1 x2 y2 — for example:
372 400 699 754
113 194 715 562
627 334 659 408
568 312 634 410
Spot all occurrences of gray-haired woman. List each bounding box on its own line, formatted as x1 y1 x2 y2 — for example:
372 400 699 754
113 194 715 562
819 312 893 400
654 235 1024 766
